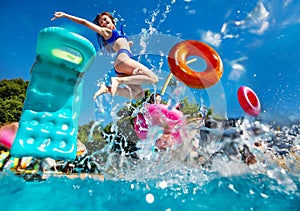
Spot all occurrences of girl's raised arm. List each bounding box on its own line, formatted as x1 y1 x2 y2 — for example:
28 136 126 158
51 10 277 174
51 12 111 38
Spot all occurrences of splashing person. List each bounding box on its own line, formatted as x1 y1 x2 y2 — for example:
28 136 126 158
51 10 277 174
51 11 158 100
148 93 162 104
145 93 184 151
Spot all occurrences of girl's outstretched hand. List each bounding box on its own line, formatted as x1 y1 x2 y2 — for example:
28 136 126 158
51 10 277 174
51 12 65 21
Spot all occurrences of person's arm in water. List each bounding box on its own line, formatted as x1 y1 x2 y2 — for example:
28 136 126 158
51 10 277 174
51 12 112 40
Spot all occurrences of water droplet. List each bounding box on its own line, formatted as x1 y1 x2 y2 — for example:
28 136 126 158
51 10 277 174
146 193 154 204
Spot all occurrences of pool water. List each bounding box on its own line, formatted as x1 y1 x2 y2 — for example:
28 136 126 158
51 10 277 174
1 117 300 210
1 0 300 210
0 170 299 210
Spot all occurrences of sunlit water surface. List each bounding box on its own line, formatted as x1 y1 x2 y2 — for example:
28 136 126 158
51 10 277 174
1 1 300 210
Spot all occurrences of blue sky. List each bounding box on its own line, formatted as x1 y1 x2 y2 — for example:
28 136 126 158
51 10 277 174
1 0 299 125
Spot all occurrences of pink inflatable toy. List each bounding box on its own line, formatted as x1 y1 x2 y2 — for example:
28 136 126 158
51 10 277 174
134 113 148 140
237 86 261 116
134 104 185 144
0 122 19 149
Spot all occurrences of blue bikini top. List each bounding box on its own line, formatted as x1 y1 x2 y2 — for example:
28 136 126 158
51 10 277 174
106 25 128 45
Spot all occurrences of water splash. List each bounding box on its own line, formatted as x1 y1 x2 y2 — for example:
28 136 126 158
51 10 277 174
139 0 176 55
87 104 300 194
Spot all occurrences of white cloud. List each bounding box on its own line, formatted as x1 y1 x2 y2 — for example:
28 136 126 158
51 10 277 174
227 57 248 81
249 20 269 35
241 1 270 35
284 0 293 7
220 22 240 39
200 30 222 47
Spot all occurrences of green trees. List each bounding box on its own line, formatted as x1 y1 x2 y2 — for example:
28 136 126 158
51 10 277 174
0 78 207 152
0 78 28 125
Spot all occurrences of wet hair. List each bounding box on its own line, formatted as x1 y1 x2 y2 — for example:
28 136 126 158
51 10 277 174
148 93 161 104
93 12 116 53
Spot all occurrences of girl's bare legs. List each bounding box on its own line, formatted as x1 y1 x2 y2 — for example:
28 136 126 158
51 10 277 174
110 58 159 97
93 84 109 100
93 54 159 99
115 84 144 99
93 82 144 100
94 68 158 99
110 73 157 97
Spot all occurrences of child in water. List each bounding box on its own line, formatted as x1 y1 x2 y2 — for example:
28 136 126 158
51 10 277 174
146 93 184 151
51 11 158 100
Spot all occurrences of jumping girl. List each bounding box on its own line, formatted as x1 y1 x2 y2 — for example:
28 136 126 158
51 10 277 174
51 11 158 100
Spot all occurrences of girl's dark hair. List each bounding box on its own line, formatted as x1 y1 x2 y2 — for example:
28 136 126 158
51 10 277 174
148 93 161 104
93 12 115 53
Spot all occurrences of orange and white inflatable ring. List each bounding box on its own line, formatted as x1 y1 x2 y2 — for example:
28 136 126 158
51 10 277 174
168 40 223 89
